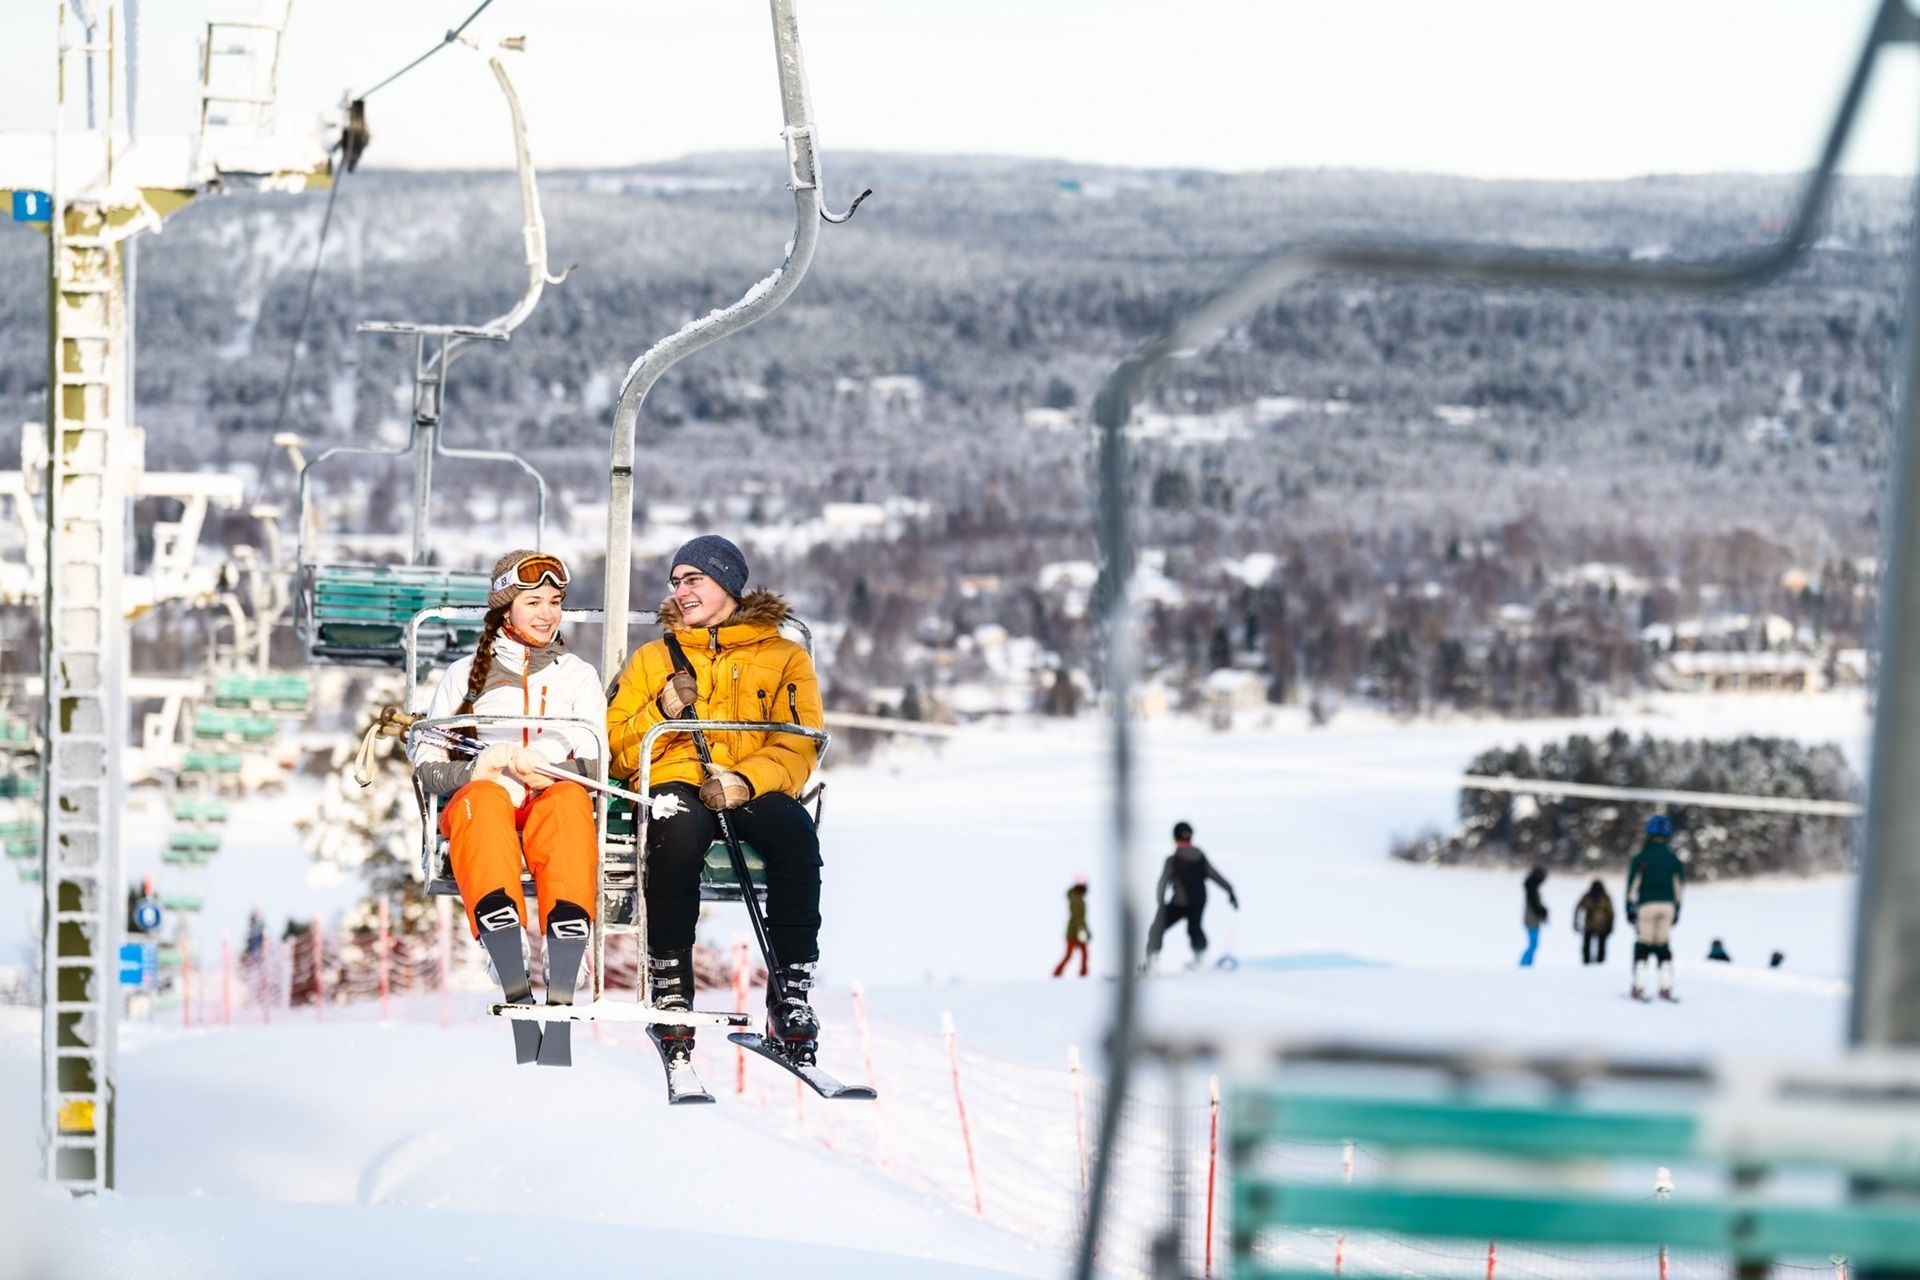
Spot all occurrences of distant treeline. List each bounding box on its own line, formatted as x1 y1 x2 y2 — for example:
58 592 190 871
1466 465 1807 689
1391 731 1859 880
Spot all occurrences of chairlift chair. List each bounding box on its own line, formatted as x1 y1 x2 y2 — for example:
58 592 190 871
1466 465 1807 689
400 607 828 1026
293 38 565 668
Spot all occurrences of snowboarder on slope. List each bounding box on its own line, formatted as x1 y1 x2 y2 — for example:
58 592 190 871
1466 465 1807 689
1520 866 1548 966
607 535 829 1065
1707 939 1731 963
1572 879 1614 965
1053 878 1091 978
410 551 606 1063
1143 822 1238 970
1625 814 1685 1001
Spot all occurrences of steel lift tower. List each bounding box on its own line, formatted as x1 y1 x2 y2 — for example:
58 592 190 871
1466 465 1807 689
0 0 333 1192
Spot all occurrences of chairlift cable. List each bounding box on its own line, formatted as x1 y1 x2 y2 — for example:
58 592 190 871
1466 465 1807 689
256 0 509 503
356 0 502 101
254 141 348 503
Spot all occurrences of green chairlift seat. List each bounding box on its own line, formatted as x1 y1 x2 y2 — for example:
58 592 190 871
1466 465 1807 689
171 797 231 824
181 751 243 776
158 893 203 913
192 711 278 744
303 564 490 667
16 865 39 882
5 837 40 861
0 773 41 799
605 796 767 903
1228 1045 1920 1280
161 849 210 867
213 671 313 712
167 829 221 855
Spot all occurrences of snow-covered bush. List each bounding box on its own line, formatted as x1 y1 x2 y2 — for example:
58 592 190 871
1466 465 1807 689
1391 730 1858 879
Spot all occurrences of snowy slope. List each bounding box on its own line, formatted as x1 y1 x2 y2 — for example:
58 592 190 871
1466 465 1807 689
0 692 1871 1276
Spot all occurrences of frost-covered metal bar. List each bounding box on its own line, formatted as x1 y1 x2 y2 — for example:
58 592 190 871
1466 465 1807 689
343 40 563 565
1077 3 1920 1276
602 0 855 684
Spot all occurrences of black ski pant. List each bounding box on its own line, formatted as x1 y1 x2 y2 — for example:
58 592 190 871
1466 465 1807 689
1147 901 1207 957
1582 931 1609 965
645 782 822 964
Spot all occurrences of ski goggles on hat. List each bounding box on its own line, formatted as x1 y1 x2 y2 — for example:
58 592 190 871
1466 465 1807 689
491 552 570 594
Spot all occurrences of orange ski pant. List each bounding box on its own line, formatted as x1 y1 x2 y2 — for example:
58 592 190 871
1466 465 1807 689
441 778 597 937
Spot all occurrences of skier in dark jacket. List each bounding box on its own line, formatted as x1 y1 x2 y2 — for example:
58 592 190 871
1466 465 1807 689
1572 879 1615 965
1143 822 1238 970
1626 814 1686 1001
1053 878 1091 978
1519 866 1548 967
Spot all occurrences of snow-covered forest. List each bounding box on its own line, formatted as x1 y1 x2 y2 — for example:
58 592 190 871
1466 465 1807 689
0 159 1899 721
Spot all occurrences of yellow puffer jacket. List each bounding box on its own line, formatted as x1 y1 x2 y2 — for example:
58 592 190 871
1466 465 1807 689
607 589 823 798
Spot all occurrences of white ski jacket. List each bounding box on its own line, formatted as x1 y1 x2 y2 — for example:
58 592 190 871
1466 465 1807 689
411 632 607 796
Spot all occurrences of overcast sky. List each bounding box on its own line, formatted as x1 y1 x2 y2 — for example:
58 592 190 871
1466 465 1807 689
2 0 1917 179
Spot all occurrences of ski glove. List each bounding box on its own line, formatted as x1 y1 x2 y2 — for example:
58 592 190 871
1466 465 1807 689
472 744 527 808
510 745 555 789
473 742 515 778
1626 905 1639 925
699 764 753 811
1228 891 1240 909
659 671 698 720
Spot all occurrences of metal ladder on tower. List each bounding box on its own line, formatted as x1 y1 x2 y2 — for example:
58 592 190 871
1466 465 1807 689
42 145 126 1196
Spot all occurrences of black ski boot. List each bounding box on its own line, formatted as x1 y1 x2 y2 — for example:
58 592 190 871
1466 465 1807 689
473 888 541 1065
648 949 696 1067
766 959 821 1066
536 900 591 1068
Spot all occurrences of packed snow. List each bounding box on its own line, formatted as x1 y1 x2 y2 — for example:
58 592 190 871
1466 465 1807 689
0 691 1874 1276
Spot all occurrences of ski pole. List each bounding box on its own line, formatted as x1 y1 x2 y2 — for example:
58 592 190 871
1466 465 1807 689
668 697 791 1010
360 707 681 815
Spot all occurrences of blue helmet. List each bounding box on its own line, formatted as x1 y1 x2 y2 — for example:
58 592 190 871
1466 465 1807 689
1646 815 1672 838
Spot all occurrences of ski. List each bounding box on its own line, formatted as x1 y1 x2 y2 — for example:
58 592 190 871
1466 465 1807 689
727 1032 878 1100
536 915 591 1068
477 921 543 1065
647 1026 716 1105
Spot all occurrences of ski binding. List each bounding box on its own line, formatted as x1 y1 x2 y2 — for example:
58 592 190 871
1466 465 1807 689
647 1027 716 1105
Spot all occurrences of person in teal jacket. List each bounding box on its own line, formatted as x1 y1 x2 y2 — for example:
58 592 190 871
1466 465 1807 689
1625 814 1686 1002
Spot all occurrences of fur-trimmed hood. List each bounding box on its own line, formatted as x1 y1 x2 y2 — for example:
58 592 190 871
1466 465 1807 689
656 588 791 632
608 587 821 799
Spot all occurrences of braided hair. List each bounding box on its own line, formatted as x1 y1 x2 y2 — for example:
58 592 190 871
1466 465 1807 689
453 604 510 739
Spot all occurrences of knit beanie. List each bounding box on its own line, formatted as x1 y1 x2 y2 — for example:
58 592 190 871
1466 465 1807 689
670 534 749 602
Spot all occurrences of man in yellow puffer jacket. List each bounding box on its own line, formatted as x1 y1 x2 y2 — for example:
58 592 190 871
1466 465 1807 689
607 535 827 1063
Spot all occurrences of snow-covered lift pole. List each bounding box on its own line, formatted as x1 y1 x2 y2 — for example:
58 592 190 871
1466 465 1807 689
601 0 868 687
1075 3 1920 1275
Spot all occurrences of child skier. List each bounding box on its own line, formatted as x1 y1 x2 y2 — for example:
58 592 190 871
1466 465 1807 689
1053 878 1091 978
1143 822 1238 970
411 550 605 1065
607 535 829 1066
1625 814 1686 1002
1572 879 1614 965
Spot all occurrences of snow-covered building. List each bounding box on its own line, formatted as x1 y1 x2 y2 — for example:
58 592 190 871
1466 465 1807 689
1203 668 1268 712
1652 651 1823 694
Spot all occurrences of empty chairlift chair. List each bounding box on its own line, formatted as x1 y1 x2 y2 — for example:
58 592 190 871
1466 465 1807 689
292 38 563 670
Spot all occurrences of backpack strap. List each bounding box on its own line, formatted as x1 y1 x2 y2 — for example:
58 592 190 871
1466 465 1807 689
662 632 695 680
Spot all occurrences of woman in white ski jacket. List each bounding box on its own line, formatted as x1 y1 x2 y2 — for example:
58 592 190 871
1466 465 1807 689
411 550 605 972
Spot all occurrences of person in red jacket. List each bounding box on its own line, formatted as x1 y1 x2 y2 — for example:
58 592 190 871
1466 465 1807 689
1053 878 1091 978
